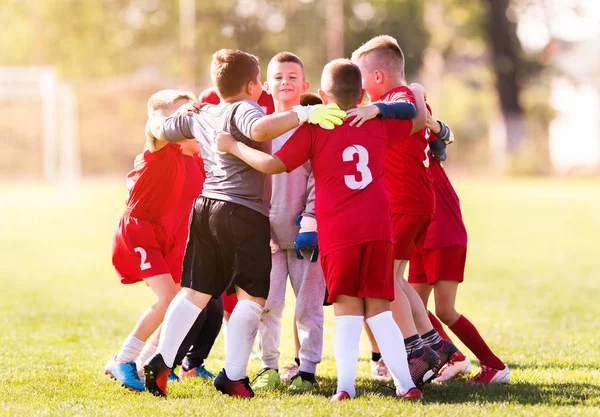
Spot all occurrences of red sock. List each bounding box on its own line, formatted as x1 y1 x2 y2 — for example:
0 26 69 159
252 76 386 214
428 311 453 342
449 315 504 369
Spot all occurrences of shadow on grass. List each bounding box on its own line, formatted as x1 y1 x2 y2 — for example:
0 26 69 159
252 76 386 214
352 377 600 406
505 361 596 371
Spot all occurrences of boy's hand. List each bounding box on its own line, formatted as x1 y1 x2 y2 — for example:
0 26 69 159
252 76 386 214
294 216 319 262
175 100 205 116
269 238 280 254
346 104 381 127
145 120 157 152
215 131 236 153
293 103 346 130
426 110 441 135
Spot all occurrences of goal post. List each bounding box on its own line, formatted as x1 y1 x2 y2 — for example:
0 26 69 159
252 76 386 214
0 66 80 196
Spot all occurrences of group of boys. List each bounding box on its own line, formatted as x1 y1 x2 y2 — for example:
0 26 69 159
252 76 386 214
105 33 509 402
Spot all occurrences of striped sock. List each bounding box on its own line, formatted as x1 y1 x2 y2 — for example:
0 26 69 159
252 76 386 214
421 328 444 351
404 334 424 358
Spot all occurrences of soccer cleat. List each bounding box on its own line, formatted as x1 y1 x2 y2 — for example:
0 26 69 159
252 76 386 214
214 369 254 398
431 340 460 381
179 365 216 380
467 364 510 385
370 357 392 381
408 346 440 388
434 353 472 382
168 369 180 382
104 358 145 392
398 387 424 401
251 368 280 390
288 373 318 393
279 362 299 382
143 354 171 397
330 391 351 401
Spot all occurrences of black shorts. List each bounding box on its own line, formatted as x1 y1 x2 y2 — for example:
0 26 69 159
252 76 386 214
180 196 271 299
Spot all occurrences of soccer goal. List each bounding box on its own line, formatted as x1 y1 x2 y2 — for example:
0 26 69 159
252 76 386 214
0 66 80 196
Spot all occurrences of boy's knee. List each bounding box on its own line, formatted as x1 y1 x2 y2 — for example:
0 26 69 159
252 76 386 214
435 305 458 325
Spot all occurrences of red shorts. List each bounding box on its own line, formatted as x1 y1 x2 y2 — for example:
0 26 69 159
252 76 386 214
222 291 238 313
408 244 467 285
391 213 432 260
320 241 395 303
112 215 181 284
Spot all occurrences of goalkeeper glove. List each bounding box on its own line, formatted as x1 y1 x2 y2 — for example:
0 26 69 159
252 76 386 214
292 103 346 130
294 216 319 262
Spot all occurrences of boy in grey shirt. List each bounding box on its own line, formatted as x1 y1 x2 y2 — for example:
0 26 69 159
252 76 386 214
142 48 345 398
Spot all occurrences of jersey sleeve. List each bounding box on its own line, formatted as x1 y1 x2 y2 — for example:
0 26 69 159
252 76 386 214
160 114 195 142
387 88 417 105
199 88 221 104
383 119 413 146
275 123 312 173
230 100 266 140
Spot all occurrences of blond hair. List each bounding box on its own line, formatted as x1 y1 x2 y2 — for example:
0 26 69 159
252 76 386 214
351 35 405 80
147 89 195 117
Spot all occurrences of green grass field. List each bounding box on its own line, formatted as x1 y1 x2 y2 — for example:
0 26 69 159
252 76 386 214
1 177 599 417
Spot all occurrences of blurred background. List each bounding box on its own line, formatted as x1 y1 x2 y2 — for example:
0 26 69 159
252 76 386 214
1 0 599 192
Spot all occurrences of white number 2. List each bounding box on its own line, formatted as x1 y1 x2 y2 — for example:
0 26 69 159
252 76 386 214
134 247 152 271
343 145 373 190
423 129 430 168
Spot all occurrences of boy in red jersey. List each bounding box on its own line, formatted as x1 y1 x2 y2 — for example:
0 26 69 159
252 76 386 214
408 113 510 384
142 49 345 398
215 59 427 401
351 35 460 386
106 89 198 392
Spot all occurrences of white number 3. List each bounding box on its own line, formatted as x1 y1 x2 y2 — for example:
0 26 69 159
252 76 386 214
343 145 373 190
134 247 152 271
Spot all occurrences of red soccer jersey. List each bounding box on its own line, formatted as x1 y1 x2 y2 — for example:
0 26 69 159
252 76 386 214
423 137 468 249
275 117 412 256
167 153 206 256
124 143 186 220
381 86 435 216
199 87 275 115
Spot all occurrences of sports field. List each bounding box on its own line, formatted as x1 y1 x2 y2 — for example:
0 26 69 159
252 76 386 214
1 177 598 417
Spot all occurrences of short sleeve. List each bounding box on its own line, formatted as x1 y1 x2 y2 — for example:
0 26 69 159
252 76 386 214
387 88 416 105
383 119 413 146
275 123 312 173
230 100 266 140
161 114 195 142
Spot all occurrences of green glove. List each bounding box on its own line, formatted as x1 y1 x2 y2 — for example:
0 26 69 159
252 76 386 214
293 103 347 130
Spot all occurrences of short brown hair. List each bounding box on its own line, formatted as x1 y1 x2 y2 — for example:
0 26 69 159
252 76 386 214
300 92 322 106
268 51 305 78
351 35 405 80
147 89 195 117
210 49 260 99
321 59 362 110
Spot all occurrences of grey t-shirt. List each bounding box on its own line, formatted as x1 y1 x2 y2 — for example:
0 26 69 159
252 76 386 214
160 99 271 217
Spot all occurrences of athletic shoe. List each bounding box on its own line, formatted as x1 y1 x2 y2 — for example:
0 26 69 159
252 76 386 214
214 369 254 398
431 340 460 380
466 364 510 384
408 346 440 388
330 391 351 401
370 357 392 381
168 369 180 382
434 353 472 382
288 374 318 393
179 365 216 380
398 387 424 401
251 368 280 390
104 358 145 392
137 367 146 384
279 362 299 382
143 354 171 397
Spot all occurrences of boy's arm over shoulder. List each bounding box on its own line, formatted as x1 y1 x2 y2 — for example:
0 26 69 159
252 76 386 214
216 131 286 175
408 83 427 134
147 113 195 144
274 123 313 173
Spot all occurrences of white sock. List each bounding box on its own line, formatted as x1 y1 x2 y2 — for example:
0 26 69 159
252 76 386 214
223 300 262 380
366 311 415 395
156 293 202 368
115 334 145 363
136 342 157 368
334 315 363 398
